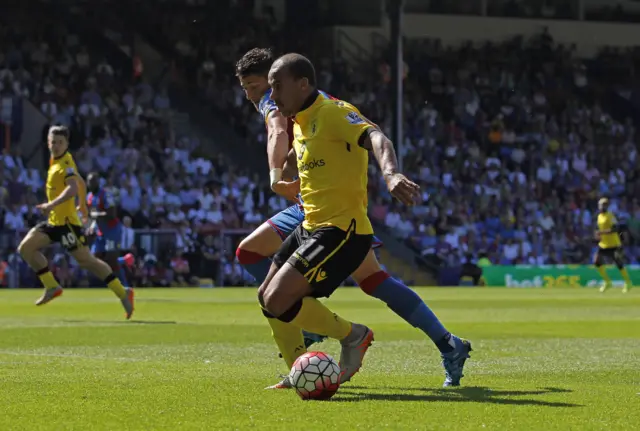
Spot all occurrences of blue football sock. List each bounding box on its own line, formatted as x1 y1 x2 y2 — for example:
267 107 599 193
242 259 271 284
118 267 129 287
363 273 452 352
236 249 272 284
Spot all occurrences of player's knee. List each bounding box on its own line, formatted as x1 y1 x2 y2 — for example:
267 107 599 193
261 286 287 318
17 240 28 257
238 224 282 257
236 245 257 265
74 251 97 268
258 284 268 307
257 285 276 318
17 236 38 258
236 237 270 263
237 233 262 255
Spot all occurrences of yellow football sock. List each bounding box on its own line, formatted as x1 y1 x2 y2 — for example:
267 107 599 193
291 297 352 341
106 274 127 299
619 268 632 285
37 269 59 289
267 316 306 368
597 266 612 283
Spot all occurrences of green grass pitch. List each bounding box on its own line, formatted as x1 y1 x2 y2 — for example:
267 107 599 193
1 287 638 431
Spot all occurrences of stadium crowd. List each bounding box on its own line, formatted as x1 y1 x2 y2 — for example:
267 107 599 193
0 19 267 287
164 10 640 269
2 6 640 287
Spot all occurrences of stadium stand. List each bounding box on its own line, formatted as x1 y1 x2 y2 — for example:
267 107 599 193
2 0 640 288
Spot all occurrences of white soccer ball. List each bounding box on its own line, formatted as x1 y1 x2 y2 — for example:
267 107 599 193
289 351 341 400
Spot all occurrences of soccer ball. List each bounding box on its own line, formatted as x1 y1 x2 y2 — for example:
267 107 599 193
289 351 340 400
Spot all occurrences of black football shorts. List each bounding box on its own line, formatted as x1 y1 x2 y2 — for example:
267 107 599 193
36 221 86 252
273 219 372 298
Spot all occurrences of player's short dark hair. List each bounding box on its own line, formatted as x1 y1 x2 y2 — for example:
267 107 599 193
276 53 317 86
48 125 69 139
235 48 274 78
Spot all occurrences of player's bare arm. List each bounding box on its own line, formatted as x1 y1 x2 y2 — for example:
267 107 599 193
37 177 79 215
267 110 300 202
282 148 298 180
266 110 290 173
360 129 421 206
272 147 300 202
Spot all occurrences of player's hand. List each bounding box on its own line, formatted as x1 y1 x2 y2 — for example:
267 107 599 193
272 178 301 203
78 204 89 225
77 203 88 216
36 202 54 215
384 173 421 206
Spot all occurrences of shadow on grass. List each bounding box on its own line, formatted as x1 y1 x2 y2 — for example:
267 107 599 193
332 386 581 407
62 319 177 325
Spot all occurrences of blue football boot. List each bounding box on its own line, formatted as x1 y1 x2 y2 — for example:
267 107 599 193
441 336 472 387
303 331 327 349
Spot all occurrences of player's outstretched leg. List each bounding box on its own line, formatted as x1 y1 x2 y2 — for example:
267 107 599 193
103 251 130 287
614 254 633 293
352 250 472 387
260 266 374 385
117 253 135 285
71 247 135 319
594 250 613 293
17 227 63 305
262 307 306 390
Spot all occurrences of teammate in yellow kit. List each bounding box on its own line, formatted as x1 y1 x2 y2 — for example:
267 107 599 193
17 126 135 318
594 198 632 293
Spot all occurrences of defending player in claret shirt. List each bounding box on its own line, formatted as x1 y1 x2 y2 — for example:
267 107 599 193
594 198 632 293
17 126 135 319
256 53 472 387
235 48 472 388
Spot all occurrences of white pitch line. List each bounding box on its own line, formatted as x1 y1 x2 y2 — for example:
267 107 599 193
0 350 147 362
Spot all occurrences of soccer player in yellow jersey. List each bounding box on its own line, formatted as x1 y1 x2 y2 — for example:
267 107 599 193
17 126 135 318
256 52 458 385
594 198 632 293
235 48 472 389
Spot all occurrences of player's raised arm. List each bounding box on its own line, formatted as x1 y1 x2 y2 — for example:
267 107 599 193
362 128 420 206
330 104 420 206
